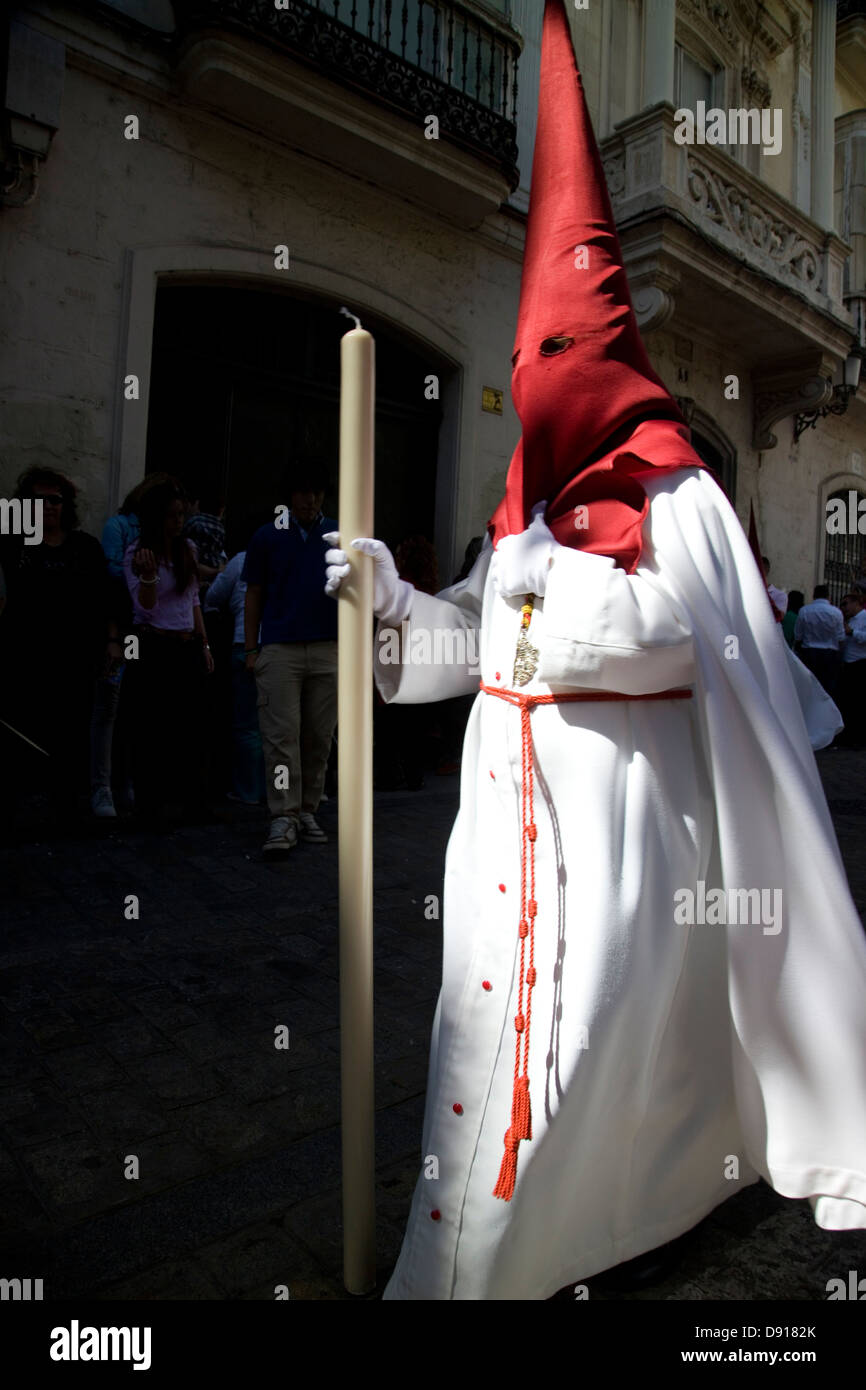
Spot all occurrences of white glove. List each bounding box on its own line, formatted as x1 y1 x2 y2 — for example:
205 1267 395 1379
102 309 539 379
490 501 556 599
323 533 414 626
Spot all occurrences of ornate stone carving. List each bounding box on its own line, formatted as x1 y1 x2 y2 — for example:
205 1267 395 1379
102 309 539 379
687 157 821 290
736 0 792 59
632 285 676 332
684 0 792 67
602 153 625 200
753 373 834 450
741 66 772 108
788 6 811 68
682 0 737 48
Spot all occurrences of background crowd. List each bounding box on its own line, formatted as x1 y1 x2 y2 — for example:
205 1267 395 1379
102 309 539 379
0 465 477 846
762 555 866 748
2 466 862 847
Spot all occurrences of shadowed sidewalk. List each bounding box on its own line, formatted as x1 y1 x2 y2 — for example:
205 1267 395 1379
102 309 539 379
0 751 864 1301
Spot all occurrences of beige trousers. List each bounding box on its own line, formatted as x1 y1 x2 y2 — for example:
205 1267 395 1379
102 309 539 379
254 640 338 817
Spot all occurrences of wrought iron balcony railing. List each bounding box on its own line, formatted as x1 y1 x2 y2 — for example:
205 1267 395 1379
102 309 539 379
175 0 520 188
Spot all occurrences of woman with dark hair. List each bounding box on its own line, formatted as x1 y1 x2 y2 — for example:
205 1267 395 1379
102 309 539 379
0 466 113 830
782 589 804 649
101 472 174 580
122 480 214 825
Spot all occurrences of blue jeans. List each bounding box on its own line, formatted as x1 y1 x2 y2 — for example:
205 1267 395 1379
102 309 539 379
90 665 123 794
232 644 266 803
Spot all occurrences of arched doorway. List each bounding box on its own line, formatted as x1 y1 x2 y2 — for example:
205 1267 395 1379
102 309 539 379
689 410 737 502
145 283 454 557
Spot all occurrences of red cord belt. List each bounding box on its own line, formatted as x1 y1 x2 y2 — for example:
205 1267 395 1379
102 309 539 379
479 680 694 1201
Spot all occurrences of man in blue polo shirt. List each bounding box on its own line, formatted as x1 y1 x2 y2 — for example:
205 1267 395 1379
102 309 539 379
243 465 337 853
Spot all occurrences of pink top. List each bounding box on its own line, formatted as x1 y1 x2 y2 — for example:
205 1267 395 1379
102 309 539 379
123 541 200 630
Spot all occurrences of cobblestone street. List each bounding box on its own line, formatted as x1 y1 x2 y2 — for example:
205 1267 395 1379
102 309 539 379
1 750 865 1302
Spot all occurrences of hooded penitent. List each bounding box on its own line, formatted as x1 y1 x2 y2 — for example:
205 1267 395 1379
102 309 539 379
378 0 866 1300
486 0 709 1204
489 0 704 573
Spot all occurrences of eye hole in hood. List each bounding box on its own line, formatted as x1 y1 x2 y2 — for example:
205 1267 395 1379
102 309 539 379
539 335 574 355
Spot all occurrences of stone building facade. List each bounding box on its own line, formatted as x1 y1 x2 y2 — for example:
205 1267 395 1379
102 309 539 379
1 0 863 596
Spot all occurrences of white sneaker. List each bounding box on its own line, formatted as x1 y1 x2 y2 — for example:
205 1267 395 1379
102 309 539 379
91 788 117 819
299 811 328 843
263 815 298 853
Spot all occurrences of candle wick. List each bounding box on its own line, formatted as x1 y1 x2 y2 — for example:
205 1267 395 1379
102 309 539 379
339 305 362 331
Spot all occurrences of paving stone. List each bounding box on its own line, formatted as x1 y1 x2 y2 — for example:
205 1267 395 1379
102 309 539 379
92 1260 226 1301
0 1186 51 1242
63 989 129 1025
191 996 265 1035
213 1052 294 1104
281 1189 344 1275
0 1084 85 1147
121 1132 215 1196
171 1022 246 1063
18 1007 89 1051
41 1044 128 1091
16 1133 128 1218
129 988 202 1033
0 969 55 1012
174 1097 271 1161
374 1054 427 1106
29 1128 343 1296
264 994 338 1037
193 1219 323 1297
78 1087 174 1143
282 972 339 1008
0 1045 49 1087
98 1017 174 1062
125 1055 224 1107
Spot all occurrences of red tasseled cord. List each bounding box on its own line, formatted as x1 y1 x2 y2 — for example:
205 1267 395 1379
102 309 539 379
481 681 693 1201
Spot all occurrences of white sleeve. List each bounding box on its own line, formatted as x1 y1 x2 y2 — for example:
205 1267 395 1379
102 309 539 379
537 544 695 694
374 540 490 704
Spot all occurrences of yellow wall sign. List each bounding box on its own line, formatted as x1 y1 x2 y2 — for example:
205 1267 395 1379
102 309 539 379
482 387 503 414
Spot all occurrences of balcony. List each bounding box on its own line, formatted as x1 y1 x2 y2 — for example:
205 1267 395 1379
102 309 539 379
173 0 521 227
600 105 856 447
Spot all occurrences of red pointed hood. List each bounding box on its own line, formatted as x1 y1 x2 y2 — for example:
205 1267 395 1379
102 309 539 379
489 0 704 572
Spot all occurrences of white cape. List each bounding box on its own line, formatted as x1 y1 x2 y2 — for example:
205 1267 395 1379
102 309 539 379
375 467 866 1300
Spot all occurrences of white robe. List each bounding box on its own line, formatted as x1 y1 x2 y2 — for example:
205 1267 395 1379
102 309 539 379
783 637 843 750
376 467 866 1301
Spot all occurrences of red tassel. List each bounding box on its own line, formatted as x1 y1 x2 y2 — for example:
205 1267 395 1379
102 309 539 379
493 1130 519 1201
512 1074 532 1141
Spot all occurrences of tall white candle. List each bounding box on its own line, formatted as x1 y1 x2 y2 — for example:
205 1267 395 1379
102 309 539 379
338 319 376 1295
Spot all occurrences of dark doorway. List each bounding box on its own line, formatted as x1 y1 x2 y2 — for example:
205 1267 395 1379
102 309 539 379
146 283 450 554
691 429 736 504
